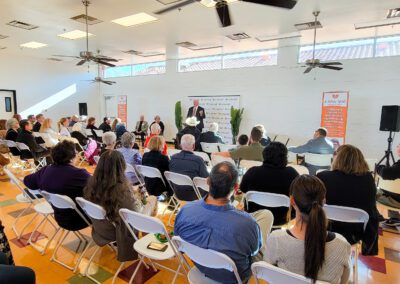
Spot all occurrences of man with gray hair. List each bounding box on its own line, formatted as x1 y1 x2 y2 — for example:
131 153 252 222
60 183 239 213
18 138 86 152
170 134 209 200
199 122 224 150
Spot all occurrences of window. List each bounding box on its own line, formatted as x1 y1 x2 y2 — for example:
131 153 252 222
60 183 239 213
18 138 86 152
299 38 375 63
375 35 400 57
223 50 278 69
132 61 166 76
104 65 132 78
178 55 222 72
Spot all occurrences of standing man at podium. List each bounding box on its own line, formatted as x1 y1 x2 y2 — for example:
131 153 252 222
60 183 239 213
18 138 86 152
187 99 206 132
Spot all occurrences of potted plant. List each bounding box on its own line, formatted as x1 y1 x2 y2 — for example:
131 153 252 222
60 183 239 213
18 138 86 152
230 106 244 144
175 101 183 131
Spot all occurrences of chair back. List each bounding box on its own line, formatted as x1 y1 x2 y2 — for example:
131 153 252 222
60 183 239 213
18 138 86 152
75 197 107 221
378 177 400 194
164 171 201 200
193 177 209 192
287 151 297 163
217 144 237 152
85 129 93 136
93 129 103 138
167 149 181 157
200 142 219 154
172 236 242 283
193 151 211 164
240 160 262 170
136 165 166 185
125 163 136 174
274 135 290 146
289 165 309 175
245 191 290 209
4 140 17 148
93 155 100 164
211 154 235 167
304 153 332 167
316 169 327 175
119 208 167 237
251 261 322 284
3 168 38 200
16 142 30 151
324 204 369 232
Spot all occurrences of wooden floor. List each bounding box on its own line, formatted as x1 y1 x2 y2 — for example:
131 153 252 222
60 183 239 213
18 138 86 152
1 164 400 284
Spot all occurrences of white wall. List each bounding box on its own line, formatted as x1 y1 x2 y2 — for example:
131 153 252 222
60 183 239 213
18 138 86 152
102 45 400 159
0 53 100 124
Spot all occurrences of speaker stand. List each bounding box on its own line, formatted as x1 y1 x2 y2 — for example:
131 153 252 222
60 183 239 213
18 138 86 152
376 131 396 170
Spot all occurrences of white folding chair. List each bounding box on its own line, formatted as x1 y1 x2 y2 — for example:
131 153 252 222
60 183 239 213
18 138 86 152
217 144 237 152
75 143 89 166
75 197 121 284
3 140 23 168
93 129 103 138
304 153 333 167
289 165 310 175
274 134 290 146
378 177 400 195
193 151 211 165
316 169 327 175
41 191 91 272
85 129 94 137
287 151 298 164
193 177 209 193
251 261 327 284
323 204 369 284
93 155 100 164
245 191 290 229
211 154 235 167
239 160 262 170
365 158 377 172
200 142 219 154
119 209 186 284
16 142 47 170
172 236 242 284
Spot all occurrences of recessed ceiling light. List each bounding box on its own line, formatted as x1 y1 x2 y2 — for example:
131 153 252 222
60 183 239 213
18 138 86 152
111 13 158 27
20 41 48 49
58 30 94 40
200 0 237 8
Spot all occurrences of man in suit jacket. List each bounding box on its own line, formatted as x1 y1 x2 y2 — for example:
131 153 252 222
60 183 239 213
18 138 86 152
187 99 206 132
16 120 50 160
134 115 148 146
32 114 44 132
199 122 224 150
288 128 334 155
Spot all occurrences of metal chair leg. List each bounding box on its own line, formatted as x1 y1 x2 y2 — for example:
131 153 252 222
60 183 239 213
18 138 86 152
111 261 125 284
129 258 144 284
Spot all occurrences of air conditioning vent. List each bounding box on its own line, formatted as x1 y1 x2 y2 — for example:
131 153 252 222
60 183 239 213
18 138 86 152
7 20 38 30
156 0 182 4
387 8 400 19
71 14 103 25
176 41 221 51
294 21 322 31
0 35 8 40
226 32 251 41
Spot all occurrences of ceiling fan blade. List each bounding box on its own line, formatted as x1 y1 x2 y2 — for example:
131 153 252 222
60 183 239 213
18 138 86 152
321 61 342 65
154 0 198 14
241 0 298 9
304 66 313 74
53 55 81 59
77 59 87 66
95 55 119 62
94 59 116 67
215 1 232 27
319 65 343 71
102 81 114 85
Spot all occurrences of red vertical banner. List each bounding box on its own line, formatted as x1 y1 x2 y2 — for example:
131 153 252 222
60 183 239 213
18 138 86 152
321 92 349 146
118 95 127 126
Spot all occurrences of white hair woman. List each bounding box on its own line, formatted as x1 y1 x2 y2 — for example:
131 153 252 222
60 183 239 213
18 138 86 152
116 132 142 184
5 118 20 142
101 132 117 155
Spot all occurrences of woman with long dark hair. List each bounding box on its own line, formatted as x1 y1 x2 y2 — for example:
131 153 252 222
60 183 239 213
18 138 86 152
84 151 157 262
265 175 351 283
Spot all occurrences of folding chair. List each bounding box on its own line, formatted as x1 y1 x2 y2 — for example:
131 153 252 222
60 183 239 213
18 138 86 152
85 129 94 137
75 197 121 284
3 140 22 168
193 177 209 193
289 165 310 175
193 151 211 166
172 236 242 284
41 191 91 272
93 155 100 164
75 143 89 166
16 142 46 171
167 148 181 157
251 261 327 284
119 208 186 284
217 144 237 152
304 153 333 167
210 154 235 167
274 134 291 146
377 177 400 195
164 171 202 225
200 142 219 154
245 191 290 229
323 205 369 284
239 160 262 170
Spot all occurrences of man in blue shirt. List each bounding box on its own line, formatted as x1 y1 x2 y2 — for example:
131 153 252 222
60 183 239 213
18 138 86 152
174 162 269 283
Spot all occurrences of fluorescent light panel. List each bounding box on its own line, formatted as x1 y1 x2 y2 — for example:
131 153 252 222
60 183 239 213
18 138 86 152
256 31 301 42
111 13 157 27
20 41 47 48
200 0 237 8
355 17 400 29
58 30 94 40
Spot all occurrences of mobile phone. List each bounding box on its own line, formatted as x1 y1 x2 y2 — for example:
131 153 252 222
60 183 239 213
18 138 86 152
147 242 168 252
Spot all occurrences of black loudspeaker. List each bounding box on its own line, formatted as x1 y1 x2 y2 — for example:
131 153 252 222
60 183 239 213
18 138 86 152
380 105 400 132
78 103 88 116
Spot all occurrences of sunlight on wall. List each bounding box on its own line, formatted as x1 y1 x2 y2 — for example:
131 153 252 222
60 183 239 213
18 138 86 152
20 84 77 117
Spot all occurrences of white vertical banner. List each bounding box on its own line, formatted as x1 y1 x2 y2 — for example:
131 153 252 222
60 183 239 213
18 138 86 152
188 95 240 143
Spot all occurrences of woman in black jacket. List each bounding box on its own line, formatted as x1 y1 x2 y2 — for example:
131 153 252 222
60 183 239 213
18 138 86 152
317 144 379 255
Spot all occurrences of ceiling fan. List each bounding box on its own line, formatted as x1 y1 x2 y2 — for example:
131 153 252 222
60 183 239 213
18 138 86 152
90 76 116 85
154 0 298 28
53 0 118 67
303 11 343 74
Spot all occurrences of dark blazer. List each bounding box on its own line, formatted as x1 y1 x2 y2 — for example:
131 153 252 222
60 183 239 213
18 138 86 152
24 164 91 231
5 129 18 142
98 122 111 133
142 150 171 196
32 122 41 132
199 131 223 146
377 161 400 180
317 170 379 255
16 130 45 154
150 121 165 136
240 164 299 225
176 126 201 151
187 106 206 130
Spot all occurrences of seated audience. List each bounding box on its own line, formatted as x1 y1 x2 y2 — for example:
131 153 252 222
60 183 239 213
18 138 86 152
115 122 128 140
238 134 249 146
71 123 88 146
215 127 264 162
144 123 167 155
98 117 112 133
100 131 116 155
288 127 334 154
32 114 44 132
116 132 142 184
17 120 50 160
142 136 172 198
150 115 165 136
265 175 351 284
39 118 59 147
134 115 148 146
317 144 379 255
71 123 98 165
12 114 22 123
175 162 269 283
58 117 70 137
240 142 299 225
69 115 79 127
377 143 400 180
199 122 224 147
170 134 208 201
27 114 36 126
84 151 157 263
24 141 91 230
5 118 19 142
111 118 121 132
176 117 201 151
255 124 271 146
